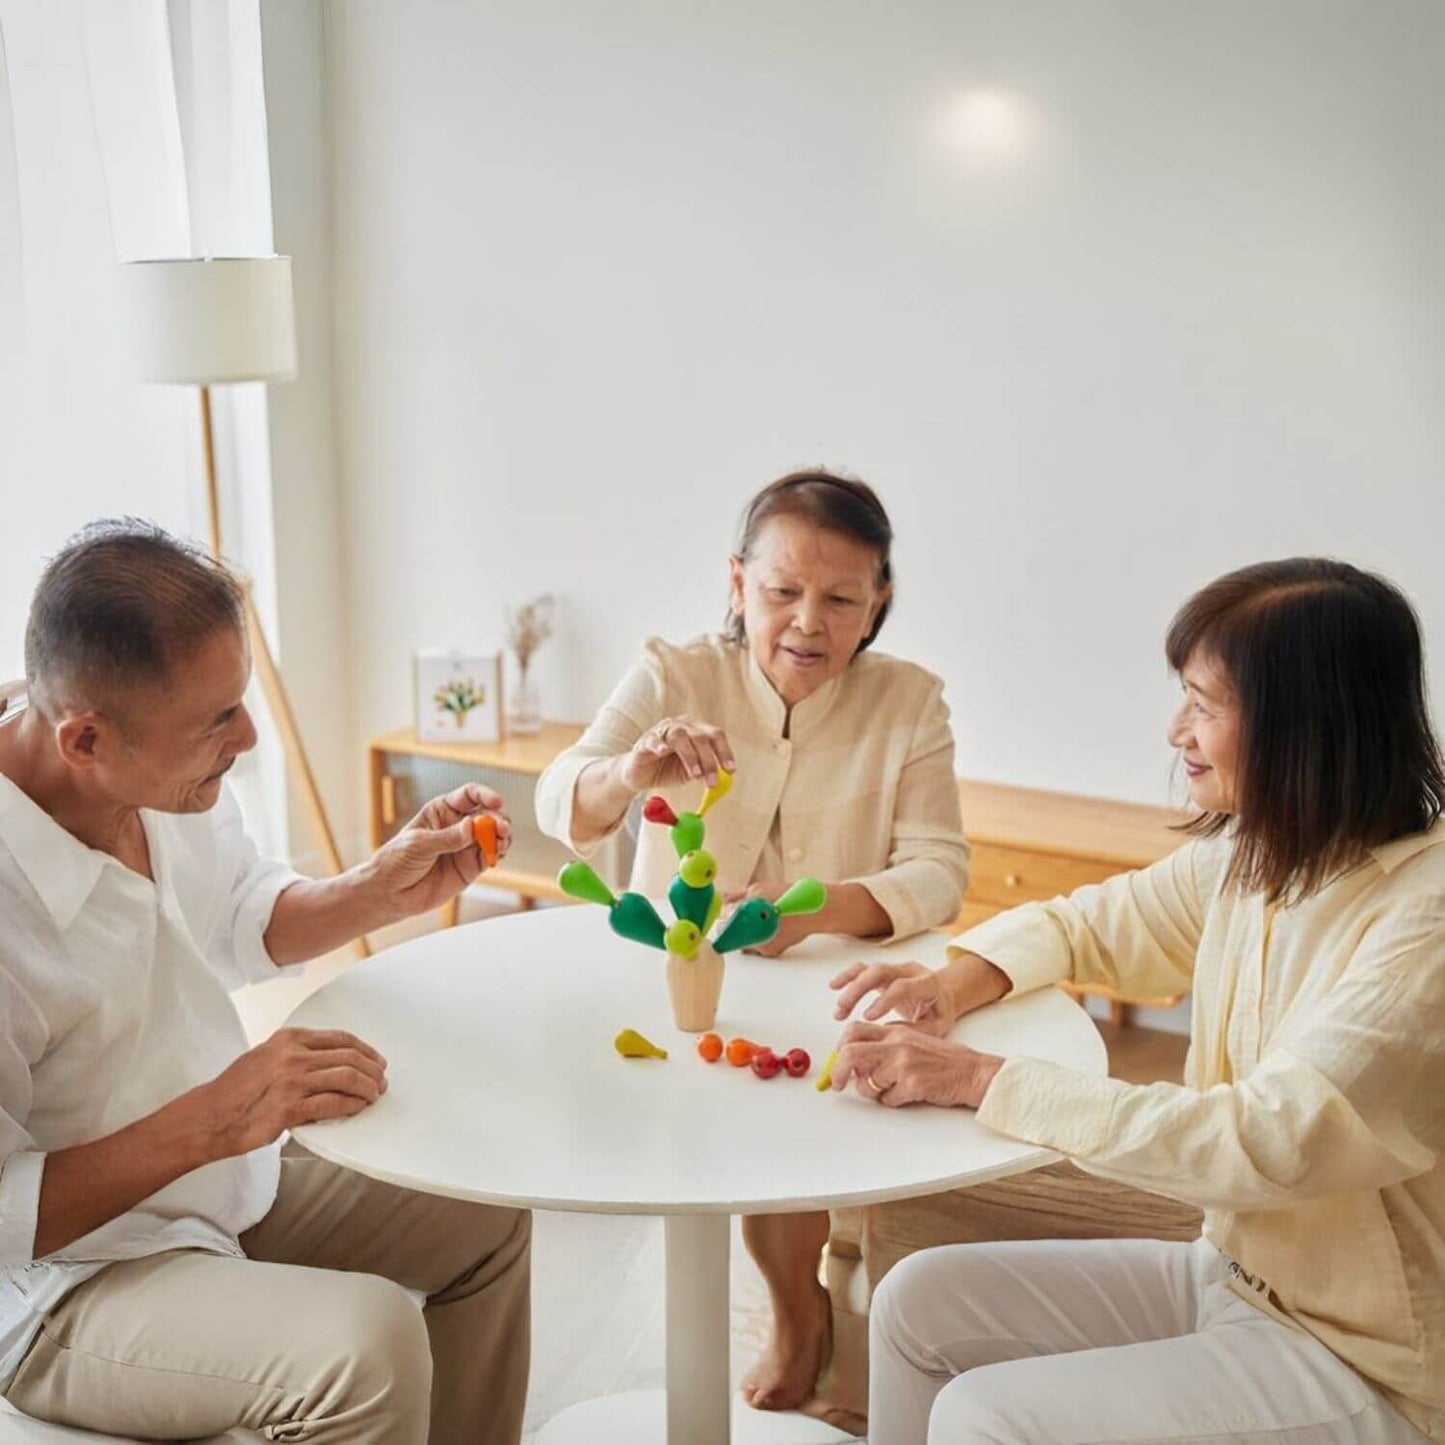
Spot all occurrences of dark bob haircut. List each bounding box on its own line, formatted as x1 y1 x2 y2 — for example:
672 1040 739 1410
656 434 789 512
1166 557 1445 903
724 469 894 653
25 518 246 717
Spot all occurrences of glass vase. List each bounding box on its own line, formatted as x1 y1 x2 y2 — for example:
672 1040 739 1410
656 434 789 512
507 668 543 735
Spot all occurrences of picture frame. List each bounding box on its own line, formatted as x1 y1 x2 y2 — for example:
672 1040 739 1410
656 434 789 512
415 648 504 743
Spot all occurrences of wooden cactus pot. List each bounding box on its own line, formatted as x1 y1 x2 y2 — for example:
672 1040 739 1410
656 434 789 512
666 939 725 1033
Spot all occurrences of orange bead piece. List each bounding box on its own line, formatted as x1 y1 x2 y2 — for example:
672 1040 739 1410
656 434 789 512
697 1033 724 1063
725 1037 761 1068
471 813 499 868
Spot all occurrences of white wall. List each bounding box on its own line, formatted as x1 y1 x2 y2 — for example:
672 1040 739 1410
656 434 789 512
258 0 357 866
0 2 195 679
320 0 1445 813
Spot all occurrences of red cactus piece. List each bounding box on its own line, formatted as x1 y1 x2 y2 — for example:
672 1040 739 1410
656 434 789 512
751 1048 783 1080
784 1048 811 1078
643 795 678 826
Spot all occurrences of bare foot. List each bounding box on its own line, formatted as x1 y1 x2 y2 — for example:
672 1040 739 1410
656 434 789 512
740 1281 833 1413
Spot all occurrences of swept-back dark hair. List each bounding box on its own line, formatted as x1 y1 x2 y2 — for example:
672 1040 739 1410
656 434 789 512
25 518 245 716
724 469 894 653
1167 557 1445 903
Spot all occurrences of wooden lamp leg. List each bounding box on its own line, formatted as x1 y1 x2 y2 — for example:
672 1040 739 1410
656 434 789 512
199 385 372 958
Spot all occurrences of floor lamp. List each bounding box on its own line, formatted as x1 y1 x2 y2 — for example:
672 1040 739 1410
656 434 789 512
121 256 370 956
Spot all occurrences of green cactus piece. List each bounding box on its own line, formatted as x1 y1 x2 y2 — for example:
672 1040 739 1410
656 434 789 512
713 897 781 954
608 892 668 950
703 889 723 935
775 877 827 917
677 849 717 889
665 918 701 960
670 812 705 858
669 874 714 930
558 860 616 908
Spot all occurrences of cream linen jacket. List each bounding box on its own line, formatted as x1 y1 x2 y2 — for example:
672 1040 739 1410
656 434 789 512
962 824 1445 1438
534 635 969 941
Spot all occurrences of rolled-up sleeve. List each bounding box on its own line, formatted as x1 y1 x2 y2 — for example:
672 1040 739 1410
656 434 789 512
949 838 1213 1000
977 906 1445 1212
848 677 969 942
535 647 667 857
206 790 305 988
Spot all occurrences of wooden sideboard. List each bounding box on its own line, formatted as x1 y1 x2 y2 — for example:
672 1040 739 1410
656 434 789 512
955 779 1190 1021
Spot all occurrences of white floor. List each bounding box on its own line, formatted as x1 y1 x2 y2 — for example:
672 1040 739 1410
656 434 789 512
230 894 778 1443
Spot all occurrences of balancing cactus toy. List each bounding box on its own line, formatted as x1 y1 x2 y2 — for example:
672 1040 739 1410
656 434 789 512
557 768 827 1032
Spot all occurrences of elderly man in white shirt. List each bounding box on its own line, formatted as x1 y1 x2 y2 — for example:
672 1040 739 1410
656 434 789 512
0 521 530 1444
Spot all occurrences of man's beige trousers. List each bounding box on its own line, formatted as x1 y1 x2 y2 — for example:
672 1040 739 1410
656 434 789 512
4 1142 531 1443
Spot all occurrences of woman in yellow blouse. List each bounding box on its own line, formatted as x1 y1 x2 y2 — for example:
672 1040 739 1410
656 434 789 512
536 470 969 1411
831 558 1444 1443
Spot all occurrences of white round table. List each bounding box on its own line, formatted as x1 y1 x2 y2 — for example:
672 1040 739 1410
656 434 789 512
288 908 1105 1445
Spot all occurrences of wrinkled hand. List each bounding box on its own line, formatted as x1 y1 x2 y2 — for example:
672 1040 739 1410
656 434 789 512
368 784 511 917
621 716 736 792
830 961 957 1036
196 1028 388 1158
829 1021 1003 1109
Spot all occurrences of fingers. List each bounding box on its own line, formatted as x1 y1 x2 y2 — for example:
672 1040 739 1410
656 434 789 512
441 782 506 817
281 1029 386 1067
404 817 477 858
862 978 934 1023
832 963 903 1019
828 1037 883 1091
829 961 866 990
294 1091 375 1125
304 1064 386 1104
305 1047 388 1090
635 718 736 785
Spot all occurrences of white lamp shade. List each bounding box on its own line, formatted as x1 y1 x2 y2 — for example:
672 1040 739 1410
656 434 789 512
120 256 297 384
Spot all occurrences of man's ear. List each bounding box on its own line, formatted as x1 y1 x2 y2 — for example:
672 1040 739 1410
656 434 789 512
54 712 112 773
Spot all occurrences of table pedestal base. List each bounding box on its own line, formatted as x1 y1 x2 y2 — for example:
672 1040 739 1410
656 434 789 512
535 1391 861 1444
536 1216 861 1445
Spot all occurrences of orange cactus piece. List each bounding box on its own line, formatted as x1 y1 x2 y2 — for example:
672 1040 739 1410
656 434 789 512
471 813 499 868
725 1037 761 1068
697 1033 724 1063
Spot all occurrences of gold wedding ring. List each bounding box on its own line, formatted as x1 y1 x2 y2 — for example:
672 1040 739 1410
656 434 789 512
866 1074 886 1096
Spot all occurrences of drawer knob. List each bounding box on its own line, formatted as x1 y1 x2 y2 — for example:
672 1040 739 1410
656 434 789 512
1004 872 1021 889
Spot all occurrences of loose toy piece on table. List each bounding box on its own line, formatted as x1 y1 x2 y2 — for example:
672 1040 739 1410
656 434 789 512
696 1032 724 1062
614 1028 668 1060
725 1037 761 1067
816 1049 840 1092
471 813 499 868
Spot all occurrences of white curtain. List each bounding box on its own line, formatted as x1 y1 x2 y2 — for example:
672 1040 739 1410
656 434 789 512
0 0 290 859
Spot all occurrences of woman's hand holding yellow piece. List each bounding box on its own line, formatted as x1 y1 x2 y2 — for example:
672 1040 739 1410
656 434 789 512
828 1021 1004 1110
620 715 737 791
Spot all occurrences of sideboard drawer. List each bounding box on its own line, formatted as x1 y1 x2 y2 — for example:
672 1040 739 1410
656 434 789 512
966 843 1117 909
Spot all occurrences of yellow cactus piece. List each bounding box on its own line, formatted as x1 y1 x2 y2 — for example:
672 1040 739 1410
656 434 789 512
815 1049 840 1092
614 1028 668 1060
697 767 733 817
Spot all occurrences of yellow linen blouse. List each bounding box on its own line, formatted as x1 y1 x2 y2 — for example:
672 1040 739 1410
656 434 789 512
534 635 969 941
962 824 1445 1438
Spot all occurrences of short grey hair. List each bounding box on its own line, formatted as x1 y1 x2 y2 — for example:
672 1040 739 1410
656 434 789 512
24 519 245 716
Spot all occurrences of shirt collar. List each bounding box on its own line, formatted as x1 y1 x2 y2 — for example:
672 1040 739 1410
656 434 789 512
741 643 844 742
0 771 113 931
1371 818 1445 874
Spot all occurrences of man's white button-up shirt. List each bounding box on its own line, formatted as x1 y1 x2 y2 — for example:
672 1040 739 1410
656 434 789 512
0 770 301 1388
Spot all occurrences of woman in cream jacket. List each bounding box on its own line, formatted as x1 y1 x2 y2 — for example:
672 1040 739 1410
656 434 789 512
536 469 969 1413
